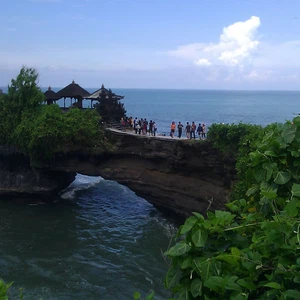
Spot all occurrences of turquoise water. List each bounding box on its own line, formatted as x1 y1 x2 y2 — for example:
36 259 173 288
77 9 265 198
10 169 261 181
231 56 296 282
1 88 300 299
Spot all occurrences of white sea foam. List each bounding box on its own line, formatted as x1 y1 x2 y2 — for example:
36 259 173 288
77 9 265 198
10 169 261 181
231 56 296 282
60 173 104 200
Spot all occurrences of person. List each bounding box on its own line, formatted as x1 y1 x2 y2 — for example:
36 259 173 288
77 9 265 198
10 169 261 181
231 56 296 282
149 120 153 136
120 117 126 131
190 121 196 139
185 122 191 139
202 123 206 139
197 123 203 139
170 121 176 138
177 121 183 138
137 120 141 134
153 122 157 136
134 117 138 133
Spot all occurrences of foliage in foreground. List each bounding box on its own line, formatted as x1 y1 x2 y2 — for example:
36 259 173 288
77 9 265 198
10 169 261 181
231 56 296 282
162 117 300 299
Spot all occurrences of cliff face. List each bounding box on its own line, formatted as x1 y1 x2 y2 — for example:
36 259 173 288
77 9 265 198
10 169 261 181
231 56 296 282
0 132 236 216
49 131 236 217
0 147 76 199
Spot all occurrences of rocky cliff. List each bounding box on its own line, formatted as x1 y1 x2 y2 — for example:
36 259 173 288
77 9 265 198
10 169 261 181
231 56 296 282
0 146 76 200
49 131 237 217
0 132 236 217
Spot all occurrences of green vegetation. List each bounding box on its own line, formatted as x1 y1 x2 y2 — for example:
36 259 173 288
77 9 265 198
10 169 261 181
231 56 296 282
161 119 300 299
0 67 109 161
0 279 13 300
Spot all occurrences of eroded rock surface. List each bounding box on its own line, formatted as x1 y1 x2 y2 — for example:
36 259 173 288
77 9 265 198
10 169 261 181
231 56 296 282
49 131 236 217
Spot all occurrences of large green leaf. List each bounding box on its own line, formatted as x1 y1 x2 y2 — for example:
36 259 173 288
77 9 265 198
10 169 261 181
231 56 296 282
165 263 180 288
246 185 259 196
237 279 256 291
282 125 296 144
273 171 291 185
253 168 266 182
166 241 191 257
284 199 299 217
250 152 265 166
204 276 225 293
190 278 202 297
264 150 277 157
260 182 278 198
180 216 198 235
263 282 281 289
192 227 208 247
291 183 300 198
283 289 300 299
216 254 239 266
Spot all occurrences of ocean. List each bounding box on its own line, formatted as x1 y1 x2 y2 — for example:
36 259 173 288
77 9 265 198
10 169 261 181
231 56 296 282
0 89 299 299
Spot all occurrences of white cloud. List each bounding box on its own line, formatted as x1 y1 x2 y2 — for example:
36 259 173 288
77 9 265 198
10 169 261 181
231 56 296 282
195 58 211 66
168 16 260 67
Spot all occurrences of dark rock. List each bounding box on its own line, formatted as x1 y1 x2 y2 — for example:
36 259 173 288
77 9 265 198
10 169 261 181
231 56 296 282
0 131 236 217
0 146 76 200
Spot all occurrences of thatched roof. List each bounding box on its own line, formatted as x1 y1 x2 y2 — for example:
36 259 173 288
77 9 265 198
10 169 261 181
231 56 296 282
56 80 90 99
84 84 124 100
44 86 59 100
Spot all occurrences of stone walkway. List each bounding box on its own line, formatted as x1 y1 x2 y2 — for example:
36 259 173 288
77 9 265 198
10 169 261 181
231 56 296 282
106 128 206 141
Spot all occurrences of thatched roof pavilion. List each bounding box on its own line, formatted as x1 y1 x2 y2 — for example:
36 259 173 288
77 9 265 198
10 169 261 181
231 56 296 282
44 86 59 105
56 80 90 108
84 84 124 108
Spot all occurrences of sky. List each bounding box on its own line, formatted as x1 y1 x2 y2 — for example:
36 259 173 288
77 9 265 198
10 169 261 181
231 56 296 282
1 0 300 90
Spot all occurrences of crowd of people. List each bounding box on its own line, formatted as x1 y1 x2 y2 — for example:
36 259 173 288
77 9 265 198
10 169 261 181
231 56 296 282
120 117 206 139
120 117 158 136
170 121 206 139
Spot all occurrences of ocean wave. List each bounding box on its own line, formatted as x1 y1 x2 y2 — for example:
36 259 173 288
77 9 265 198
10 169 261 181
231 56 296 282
60 174 104 200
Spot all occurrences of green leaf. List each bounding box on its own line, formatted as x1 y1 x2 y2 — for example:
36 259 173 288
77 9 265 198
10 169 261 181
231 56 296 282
145 290 155 300
282 125 296 144
165 263 180 288
192 212 205 220
204 276 225 293
133 291 141 300
253 168 266 182
260 182 278 198
283 289 300 299
180 216 198 234
181 256 192 269
231 247 241 257
216 254 239 266
191 227 208 247
284 199 299 217
274 171 291 185
250 152 265 166
178 286 190 300
264 150 277 157
246 185 259 196
291 183 300 197
166 241 191 257
190 278 202 297
227 276 242 292
263 282 281 289
237 279 256 291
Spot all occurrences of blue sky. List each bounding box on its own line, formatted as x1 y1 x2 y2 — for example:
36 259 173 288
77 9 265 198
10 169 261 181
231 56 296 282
1 0 300 89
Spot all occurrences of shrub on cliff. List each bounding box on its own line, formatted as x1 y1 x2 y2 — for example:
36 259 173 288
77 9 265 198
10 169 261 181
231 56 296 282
13 104 107 160
0 67 44 144
0 67 109 160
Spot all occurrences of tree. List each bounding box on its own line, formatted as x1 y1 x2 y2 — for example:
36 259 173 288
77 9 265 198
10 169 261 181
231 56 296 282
0 67 45 144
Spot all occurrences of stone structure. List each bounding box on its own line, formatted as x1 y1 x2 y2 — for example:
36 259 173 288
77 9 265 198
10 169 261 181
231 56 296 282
0 131 236 217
